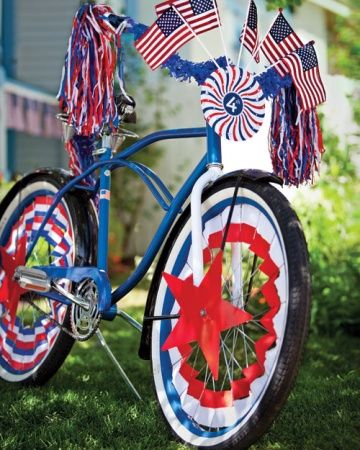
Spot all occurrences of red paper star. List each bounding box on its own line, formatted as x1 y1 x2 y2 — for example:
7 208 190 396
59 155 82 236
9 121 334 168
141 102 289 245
0 235 27 328
162 251 252 380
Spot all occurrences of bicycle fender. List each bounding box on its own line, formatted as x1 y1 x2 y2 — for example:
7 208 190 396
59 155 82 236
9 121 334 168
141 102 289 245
218 169 283 186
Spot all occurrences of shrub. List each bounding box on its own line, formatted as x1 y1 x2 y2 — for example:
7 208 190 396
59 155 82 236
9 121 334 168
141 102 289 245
295 133 360 335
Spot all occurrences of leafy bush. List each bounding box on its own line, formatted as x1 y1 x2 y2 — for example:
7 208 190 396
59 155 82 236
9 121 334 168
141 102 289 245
295 134 360 335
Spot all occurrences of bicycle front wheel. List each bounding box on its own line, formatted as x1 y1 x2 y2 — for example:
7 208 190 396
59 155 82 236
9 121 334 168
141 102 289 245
150 175 310 449
0 171 96 385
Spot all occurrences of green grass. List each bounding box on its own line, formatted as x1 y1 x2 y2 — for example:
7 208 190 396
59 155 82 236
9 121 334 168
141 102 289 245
0 303 359 450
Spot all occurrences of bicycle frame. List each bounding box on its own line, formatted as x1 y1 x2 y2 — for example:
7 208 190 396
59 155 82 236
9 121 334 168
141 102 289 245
26 125 222 314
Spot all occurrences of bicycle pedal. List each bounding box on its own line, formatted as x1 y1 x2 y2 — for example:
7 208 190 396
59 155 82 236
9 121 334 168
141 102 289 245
14 266 51 293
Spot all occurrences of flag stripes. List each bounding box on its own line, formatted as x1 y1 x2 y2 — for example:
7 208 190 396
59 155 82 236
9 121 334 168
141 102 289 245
240 0 260 63
281 43 326 110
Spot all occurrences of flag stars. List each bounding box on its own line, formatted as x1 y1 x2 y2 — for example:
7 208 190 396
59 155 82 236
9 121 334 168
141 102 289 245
296 44 319 71
270 15 293 43
191 0 214 15
157 8 183 36
248 1 258 30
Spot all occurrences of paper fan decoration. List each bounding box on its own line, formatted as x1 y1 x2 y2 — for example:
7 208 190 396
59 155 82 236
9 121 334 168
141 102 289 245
201 66 265 141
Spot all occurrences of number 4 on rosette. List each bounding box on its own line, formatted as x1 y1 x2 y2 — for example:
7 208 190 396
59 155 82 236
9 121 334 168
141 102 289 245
201 66 266 141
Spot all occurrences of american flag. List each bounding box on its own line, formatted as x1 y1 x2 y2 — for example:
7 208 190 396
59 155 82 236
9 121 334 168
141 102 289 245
6 94 26 132
240 0 260 63
44 104 62 139
135 7 193 70
100 189 111 201
155 0 219 36
24 98 42 137
261 10 303 76
281 42 326 110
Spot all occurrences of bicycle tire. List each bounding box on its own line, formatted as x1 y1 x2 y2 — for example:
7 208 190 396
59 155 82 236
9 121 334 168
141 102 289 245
0 170 97 385
150 175 310 449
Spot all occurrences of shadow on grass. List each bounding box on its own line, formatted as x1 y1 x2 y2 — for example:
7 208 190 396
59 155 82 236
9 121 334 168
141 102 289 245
254 334 360 450
0 306 359 449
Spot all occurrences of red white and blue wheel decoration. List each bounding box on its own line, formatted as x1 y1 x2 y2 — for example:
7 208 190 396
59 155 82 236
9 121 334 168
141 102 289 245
0 189 73 381
152 187 288 445
201 66 266 141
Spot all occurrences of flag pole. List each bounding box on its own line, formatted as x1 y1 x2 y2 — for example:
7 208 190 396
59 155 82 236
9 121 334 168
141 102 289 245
172 6 220 69
212 0 229 66
244 8 281 72
236 0 251 67
256 58 283 76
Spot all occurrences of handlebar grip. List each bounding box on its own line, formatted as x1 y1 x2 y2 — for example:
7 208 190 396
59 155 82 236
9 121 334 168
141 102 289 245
108 14 128 30
116 94 137 124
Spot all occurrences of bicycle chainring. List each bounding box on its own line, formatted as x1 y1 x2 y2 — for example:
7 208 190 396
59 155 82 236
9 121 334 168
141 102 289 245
70 279 101 341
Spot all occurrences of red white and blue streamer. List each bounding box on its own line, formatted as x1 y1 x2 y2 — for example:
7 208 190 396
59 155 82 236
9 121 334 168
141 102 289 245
57 4 125 136
201 66 265 141
270 84 324 185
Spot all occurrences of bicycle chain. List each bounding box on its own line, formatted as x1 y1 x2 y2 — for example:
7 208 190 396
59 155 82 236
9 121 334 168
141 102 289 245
25 295 101 342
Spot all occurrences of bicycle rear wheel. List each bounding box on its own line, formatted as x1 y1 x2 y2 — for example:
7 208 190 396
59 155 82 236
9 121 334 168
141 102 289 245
150 175 310 449
0 171 96 385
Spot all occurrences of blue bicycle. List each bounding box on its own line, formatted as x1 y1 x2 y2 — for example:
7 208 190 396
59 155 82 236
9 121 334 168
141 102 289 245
0 7 311 449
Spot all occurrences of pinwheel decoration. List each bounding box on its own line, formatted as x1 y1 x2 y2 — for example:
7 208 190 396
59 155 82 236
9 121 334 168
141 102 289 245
201 67 265 141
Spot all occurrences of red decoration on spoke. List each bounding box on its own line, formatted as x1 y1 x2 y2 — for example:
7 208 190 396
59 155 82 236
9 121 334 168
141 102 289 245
162 251 252 380
0 235 27 327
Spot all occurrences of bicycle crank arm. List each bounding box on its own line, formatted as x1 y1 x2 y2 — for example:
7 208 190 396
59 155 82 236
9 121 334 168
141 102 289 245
37 265 112 313
52 281 90 310
14 266 91 310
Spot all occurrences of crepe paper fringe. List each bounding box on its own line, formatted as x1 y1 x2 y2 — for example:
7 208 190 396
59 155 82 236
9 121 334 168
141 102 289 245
128 19 148 40
65 135 97 187
254 68 292 99
58 4 121 136
163 54 229 85
270 85 325 186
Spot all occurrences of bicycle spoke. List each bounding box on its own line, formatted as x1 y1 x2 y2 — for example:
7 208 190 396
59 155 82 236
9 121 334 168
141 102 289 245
220 337 233 384
171 345 196 368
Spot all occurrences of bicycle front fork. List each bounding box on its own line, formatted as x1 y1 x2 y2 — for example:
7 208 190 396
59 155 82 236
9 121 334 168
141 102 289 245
191 125 223 285
190 166 222 285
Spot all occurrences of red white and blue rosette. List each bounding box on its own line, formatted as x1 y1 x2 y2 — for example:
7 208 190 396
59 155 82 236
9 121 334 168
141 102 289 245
201 66 266 141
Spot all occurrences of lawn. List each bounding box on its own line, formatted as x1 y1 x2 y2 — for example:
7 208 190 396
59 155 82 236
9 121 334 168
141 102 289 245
0 293 359 450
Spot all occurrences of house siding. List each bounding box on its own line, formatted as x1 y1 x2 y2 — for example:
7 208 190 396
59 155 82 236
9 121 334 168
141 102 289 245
13 0 79 93
13 132 67 175
5 0 81 175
